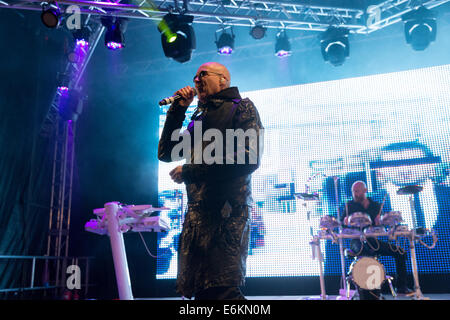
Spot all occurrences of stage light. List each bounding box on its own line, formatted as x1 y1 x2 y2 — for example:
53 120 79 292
320 27 349 66
215 28 235 55
101 16 127 50
41 2 62 28
57 86 69 94
275 30 291 57
402 6 437 51
250 25 266 40
68 27 91 63
73 27 91 47
158 14 196 63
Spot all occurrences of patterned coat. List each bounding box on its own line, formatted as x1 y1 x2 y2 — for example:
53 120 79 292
158 86 263 298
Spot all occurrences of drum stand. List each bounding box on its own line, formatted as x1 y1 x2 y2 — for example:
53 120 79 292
333 177 350 300
310 237 327 300
406 194 427 300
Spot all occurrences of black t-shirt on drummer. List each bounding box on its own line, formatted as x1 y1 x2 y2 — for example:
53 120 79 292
340 198 381 226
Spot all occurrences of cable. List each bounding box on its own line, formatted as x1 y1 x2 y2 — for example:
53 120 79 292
138 232 161 259
365 236 380 252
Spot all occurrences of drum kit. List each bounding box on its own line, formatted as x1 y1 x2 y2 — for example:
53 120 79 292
308 182 436 300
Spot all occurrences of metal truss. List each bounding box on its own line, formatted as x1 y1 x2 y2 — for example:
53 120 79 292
0 0 449 33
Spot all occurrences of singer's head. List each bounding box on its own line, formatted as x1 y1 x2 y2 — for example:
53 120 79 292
193 62 231 103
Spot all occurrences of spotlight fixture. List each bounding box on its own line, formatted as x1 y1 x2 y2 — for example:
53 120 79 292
73 27 91 47
41 2 62 28
158 14 196 63
101 16 127 50
275 30 291 57
320 27 349 66
56 72 70 93
68 27 91 63
215 27 235 55
402 6 437 51
250 24 266 40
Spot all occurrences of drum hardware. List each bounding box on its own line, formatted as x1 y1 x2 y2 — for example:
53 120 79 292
319 215 340 230
397 184 427 299
341 227 362 235
396 185 423 195
332 176 348 297
294 192 320 201
381 211 403 227
348 212 372 229
295 192 320 237
346 256 396 299
318 216 340 243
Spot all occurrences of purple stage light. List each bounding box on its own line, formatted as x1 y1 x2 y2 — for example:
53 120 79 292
57 86 69 93
218 46 233 55
76 39 89 47
275 50 291 57
106 41 123 50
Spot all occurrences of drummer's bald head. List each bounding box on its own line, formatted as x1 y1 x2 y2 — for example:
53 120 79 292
351 181 367 202
352 181 367 192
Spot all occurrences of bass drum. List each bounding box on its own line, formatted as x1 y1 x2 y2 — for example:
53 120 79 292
349 256 386 290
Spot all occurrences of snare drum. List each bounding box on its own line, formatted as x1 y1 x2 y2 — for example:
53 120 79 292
348 212 372 228
381 211 403 227
319 215 340 230
349 256 386 290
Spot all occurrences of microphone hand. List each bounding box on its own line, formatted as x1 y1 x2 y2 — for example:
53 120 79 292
175 86 196 107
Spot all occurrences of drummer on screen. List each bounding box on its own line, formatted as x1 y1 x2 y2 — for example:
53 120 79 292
342 181 413 295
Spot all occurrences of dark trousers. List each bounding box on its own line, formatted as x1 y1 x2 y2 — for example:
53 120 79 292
195 286 246 300
350 238 408 289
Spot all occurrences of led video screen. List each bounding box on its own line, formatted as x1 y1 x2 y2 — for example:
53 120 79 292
156 64 450 279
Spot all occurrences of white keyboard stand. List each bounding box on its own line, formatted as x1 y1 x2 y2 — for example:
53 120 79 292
85 202 170 300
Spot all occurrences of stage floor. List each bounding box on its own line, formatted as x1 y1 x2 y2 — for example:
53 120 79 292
140 293 450 300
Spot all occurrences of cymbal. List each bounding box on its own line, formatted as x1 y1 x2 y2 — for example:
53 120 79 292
294 193 320 201
397 185 423 195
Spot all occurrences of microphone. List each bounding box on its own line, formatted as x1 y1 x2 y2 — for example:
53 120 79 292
159 88 197 106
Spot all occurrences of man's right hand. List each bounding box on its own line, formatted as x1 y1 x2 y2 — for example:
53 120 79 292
175 86 195 107
344 216 349 226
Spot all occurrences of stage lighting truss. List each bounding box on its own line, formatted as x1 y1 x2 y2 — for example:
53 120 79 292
3 0 449 34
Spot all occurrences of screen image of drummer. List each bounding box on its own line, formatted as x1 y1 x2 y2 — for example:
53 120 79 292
156 64 450 280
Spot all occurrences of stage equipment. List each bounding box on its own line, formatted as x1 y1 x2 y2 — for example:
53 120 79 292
274 29 291 57
402 6 437 51
158 14 196 63
41 2 61 28
101 16 127 50
348 212 372 229
72 27 91 47
311 218 437 300
348 256 385 290
381 211 403 228
216 27 235 55
396 184 429 299
320 27 349 66
250 24 266 40
85 202 170 300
